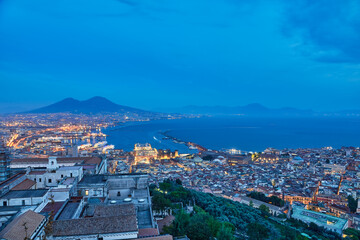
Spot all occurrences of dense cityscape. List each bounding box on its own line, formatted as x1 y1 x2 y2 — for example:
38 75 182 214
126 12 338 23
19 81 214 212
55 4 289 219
0 112 359 240
1 0 360 239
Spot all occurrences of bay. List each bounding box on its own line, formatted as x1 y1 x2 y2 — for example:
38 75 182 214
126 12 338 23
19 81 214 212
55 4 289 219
104 117 360 152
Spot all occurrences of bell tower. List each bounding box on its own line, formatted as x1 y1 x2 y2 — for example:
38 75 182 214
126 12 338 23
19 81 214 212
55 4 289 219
47 156 59 171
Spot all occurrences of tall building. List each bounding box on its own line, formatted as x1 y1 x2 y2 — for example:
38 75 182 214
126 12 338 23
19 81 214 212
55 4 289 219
0 143 9 182
134 143 158 164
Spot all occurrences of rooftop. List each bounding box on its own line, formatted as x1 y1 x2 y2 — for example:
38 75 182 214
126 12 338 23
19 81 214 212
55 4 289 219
78 173 148 185
57 166 82 171
292 206 348 231
78 174 107 185
40 201 66 216
0 189 48 199
0 210 45 240
61 177 76 185
0 173 25 190
10 156 102 166
57 201 80 220
93 204 135 217
53 204 138 236
28 171 46 175
11 179 36 190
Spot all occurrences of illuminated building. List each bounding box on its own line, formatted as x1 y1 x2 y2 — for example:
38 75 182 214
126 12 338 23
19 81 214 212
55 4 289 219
226 149 242 155
157 149 179 160
284 194 312 205
263 148 280 155
328 204 350 218
227 155 251 166
323 164 346 175
134 143 158 164
256 153 279 164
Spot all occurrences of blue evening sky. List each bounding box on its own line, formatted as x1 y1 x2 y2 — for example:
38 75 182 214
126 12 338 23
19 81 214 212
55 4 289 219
0 0 359 112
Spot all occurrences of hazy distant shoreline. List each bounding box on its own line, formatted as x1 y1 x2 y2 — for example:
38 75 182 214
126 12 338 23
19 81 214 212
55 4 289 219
103 116 360 152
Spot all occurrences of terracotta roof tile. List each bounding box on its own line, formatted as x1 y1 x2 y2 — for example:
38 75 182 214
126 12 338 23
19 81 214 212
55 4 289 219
138 228 159 237
157 215 175 234
0 210 46 240
53 215 137 236
93 204 135 217
40 201 66 216
53 204 137 237
11 179 36 190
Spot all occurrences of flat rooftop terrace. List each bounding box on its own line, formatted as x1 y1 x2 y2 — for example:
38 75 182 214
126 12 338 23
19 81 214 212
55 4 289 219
78 174 148 185
57 202 80 220
292 206 347 231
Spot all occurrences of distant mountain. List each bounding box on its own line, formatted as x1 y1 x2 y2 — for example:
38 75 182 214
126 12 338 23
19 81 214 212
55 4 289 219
156 103 315 117
27 96 152 114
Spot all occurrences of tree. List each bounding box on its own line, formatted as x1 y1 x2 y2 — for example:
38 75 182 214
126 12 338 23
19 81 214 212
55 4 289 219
309 222 320 233
186 213 212 240
348 195 358 213
43 195 56 239
169 188 190 203
206 215 221 237
269 195 285 207
152 194 172 215
248 191 267 202
247 222 269 240
43 210 54 240
153 178 341 240
175 179 182 185
164 210 190 236
248 191 284 207
217 224 235 240
159 182 172 192
259 204 270 215
343 228 360 240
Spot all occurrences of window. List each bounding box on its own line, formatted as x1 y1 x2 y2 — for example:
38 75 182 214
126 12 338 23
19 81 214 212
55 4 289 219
3 201 7 206
61 175 63 178
22 200 25 206
39 178 42 182
85 190 89 196
48 179 52 183
70 173 73 177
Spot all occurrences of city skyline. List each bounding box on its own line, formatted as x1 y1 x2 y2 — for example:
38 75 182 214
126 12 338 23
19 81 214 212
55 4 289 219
1 0 360 113
1 1 360 239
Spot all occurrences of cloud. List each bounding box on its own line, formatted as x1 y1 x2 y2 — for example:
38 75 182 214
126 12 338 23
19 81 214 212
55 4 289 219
281 0 360 63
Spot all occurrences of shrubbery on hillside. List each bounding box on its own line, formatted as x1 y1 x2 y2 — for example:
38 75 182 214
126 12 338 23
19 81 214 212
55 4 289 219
151 179 342 240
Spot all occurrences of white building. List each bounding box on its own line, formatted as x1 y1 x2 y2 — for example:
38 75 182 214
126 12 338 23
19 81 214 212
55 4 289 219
0 189 48 208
